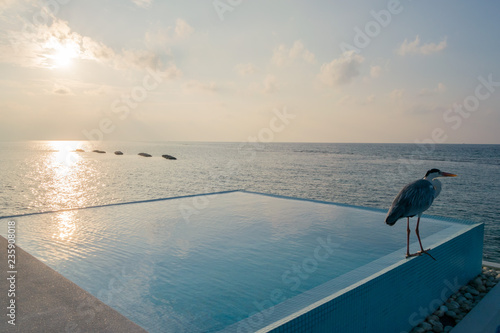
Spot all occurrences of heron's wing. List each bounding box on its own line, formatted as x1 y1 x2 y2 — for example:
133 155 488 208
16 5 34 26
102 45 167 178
386 179 436 224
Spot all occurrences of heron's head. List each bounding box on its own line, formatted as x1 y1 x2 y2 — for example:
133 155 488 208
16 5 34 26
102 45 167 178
424 168 457 180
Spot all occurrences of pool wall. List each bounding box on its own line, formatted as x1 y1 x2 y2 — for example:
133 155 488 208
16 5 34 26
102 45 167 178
261 222 484 333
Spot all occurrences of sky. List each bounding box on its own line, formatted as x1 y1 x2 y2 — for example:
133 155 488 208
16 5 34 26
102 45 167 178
0 0 499 143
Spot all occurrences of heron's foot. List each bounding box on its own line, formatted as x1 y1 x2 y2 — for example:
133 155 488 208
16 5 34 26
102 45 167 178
417 249 437 261
406 249 436 261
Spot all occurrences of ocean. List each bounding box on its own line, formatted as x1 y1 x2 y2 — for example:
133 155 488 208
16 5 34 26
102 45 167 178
0 141 499 262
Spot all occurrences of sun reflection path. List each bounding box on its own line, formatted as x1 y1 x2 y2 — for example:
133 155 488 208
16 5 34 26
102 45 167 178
52 210 77 241
28 141 98 212
37 142 93 242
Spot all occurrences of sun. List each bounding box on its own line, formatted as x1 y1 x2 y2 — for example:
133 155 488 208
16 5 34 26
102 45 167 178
45 39 80 69
53 47 76 67
52 44 79 68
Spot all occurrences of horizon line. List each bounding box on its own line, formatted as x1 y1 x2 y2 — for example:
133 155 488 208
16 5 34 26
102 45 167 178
0 140 499 145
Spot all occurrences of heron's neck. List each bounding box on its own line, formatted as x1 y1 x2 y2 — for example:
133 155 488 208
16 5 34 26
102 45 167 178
424 176 442 198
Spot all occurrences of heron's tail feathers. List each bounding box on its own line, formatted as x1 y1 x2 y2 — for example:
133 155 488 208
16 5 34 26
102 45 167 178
385 206 404 226
385 215 398 226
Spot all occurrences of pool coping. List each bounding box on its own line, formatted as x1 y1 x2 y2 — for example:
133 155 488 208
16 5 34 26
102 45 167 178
0 235 147 333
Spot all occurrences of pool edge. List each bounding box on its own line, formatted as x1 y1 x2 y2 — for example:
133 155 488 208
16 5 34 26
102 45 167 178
0 235 147 333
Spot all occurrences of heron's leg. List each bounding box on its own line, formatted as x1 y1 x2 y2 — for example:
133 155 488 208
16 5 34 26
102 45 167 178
406 217 411 257
406 217 419 258
415 216 425 253
415 216 437 261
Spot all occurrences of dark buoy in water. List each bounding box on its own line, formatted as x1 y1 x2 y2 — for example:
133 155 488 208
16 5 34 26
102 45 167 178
162 154 177 160
114 151 124 155
138 152 152 157
93 150 106 154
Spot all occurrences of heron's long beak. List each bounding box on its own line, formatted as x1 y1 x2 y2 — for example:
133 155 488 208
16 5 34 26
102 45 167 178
441 172 457 177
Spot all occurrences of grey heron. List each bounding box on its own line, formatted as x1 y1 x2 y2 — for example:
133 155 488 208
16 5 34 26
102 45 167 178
385 169 457 259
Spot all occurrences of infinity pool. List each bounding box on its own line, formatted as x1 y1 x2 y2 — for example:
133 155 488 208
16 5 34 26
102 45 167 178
0 191 481 332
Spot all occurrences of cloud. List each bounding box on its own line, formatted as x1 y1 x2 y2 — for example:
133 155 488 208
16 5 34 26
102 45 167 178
182 80 217 93
1 18 83 68
370 65 381 78
363 64 382 82
263 74 277 93
408 105 447 116
80 32 164 70
337 94 376 106
158 64 183 80
174 19 194 39
0 0 16 11
366 94 376 104
51 84 73 95
235 63 258 76
118 48 163 70
1 15 175 73
80 36 115 62
272 40 316 66
145 19 194 51
337 95 352 105
318 51 364 86
131 0 152 8
397 36 447 56
84 85 111 96
389 89 405 100
418 82 446 96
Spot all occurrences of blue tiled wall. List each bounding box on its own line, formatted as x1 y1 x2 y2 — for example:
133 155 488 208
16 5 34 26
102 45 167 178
269 223 483 333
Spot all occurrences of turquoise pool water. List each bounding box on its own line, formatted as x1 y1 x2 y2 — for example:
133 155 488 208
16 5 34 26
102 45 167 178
1 191 467 332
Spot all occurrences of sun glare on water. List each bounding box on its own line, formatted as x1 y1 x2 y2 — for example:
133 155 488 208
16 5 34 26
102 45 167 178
37 141 93 217
50 141 82 154
49 141 83 167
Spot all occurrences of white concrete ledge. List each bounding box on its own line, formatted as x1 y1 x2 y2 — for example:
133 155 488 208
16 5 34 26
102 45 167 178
483 260 500 270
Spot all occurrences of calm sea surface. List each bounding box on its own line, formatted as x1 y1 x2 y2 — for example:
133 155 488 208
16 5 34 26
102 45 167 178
0 141 499 262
